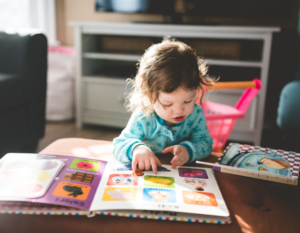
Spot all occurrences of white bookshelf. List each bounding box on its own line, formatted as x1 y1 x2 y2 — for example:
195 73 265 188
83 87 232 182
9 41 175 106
83 52 263 67
70 22 280 145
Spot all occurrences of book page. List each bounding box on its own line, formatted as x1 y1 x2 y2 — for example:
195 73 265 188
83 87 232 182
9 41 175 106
0 153 230 217
0 154 64 199
90 162 229 217
0 153 107 210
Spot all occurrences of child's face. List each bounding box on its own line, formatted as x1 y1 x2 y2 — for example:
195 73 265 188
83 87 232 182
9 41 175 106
153 87 196 127
260 158 285 169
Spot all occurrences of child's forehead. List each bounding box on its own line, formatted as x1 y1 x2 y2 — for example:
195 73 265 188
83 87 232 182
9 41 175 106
158 87 196 99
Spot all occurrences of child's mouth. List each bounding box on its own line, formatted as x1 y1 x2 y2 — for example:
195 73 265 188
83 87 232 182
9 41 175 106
173 116 185 122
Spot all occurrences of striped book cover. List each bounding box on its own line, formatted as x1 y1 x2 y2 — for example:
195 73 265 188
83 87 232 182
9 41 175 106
215 143 300 185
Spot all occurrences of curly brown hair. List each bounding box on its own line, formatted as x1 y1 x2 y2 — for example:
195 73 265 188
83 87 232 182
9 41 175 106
126 38 215 114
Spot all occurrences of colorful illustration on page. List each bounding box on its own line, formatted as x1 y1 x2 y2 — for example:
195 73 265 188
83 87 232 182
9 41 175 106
182 191 218 206
144 176 175 188
107 174 138 186
102 187 137 201
183 178 207 191
52 182 91 200
178 168 208 179
69 159 101 172
143 188 176 203
220 144 292 176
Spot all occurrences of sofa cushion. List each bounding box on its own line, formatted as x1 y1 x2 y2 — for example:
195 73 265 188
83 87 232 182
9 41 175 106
0 74 29 111
0 32 29 75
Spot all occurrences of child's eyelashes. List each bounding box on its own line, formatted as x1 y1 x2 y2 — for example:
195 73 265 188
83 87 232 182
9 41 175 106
162 100 193 107
184 100 192 104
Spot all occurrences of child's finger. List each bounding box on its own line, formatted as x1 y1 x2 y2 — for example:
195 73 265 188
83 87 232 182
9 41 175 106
173 146 181 156
171 153 185 167
170 157 175 164
171 161 178 169
132 158 138 171
162 146 174 154
170 155 179 165
144 159 151 171
175 158 184 167
155 156 162 166
151 158 157 174
172 157 184 168
138 160 145 171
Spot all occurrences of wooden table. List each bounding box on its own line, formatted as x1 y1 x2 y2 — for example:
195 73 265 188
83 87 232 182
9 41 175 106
1 138 299 233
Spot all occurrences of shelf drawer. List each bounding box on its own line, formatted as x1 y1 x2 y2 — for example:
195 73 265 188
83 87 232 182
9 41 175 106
83 109 130 128
83 79 131 114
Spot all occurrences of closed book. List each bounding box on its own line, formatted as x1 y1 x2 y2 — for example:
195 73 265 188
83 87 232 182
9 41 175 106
197 143 300 185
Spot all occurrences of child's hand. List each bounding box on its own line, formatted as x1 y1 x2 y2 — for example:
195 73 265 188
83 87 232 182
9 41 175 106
132 145 162 174
162 145 189 169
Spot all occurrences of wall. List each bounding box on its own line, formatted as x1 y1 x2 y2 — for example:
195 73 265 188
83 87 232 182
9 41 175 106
55 0 165 46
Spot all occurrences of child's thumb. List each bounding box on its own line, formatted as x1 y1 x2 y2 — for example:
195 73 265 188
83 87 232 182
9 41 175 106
173 146 181 156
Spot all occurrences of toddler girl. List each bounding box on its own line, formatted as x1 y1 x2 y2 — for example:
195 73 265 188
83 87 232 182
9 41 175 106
113 39 214 173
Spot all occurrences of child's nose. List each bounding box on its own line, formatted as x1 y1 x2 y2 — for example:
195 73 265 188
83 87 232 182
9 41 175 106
173 105 184 114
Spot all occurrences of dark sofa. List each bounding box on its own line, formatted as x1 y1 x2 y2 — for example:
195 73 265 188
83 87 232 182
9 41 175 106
0 30 47 157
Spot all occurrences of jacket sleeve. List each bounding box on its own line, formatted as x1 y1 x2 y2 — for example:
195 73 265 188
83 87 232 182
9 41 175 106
180 107 213 162
113 112 147 164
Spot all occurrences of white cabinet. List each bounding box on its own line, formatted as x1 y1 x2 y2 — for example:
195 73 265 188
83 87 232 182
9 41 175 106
81 77 132 128
70 22 279 145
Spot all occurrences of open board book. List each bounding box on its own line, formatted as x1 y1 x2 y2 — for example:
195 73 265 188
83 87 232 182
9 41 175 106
197 143 300 185
0 153 230 224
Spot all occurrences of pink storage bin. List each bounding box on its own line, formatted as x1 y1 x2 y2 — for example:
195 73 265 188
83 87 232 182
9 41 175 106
47 46 76 121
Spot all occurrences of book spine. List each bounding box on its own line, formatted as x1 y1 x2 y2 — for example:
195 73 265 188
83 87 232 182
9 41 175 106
0 209 89 215
213 166 298 186
95 211 231 224
0 209 231 224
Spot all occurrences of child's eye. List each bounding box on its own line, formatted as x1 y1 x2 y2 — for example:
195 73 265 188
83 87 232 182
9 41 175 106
184 100 192 104
164 104 172 107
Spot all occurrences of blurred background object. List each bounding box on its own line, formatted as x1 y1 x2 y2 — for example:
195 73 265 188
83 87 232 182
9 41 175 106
0 30 47 158
46 46 76 121
95 0 298 25
0 0 299 153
